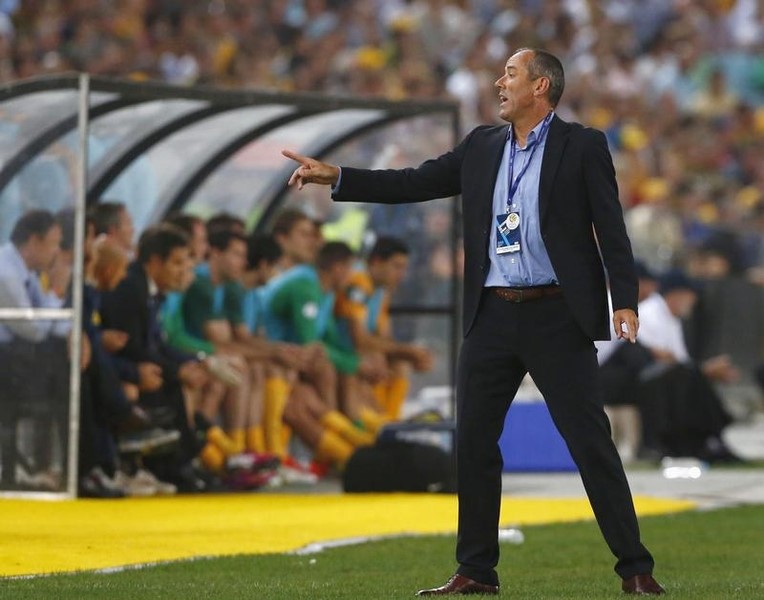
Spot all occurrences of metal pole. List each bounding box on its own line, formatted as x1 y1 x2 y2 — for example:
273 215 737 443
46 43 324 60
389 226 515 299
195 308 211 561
65 73 88 498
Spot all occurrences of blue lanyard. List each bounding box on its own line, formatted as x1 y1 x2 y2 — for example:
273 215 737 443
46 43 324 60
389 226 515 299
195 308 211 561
506 112 553 211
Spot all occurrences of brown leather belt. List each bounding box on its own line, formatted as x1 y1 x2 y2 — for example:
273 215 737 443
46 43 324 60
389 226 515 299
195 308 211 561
491 285 562 303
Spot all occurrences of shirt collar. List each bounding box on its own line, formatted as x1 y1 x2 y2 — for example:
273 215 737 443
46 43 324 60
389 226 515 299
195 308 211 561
146 273 159 297
5 242 35 282
510 111 554 149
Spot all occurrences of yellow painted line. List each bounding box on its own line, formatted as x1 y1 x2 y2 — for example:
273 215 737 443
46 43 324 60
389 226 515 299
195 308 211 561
0 494 695 577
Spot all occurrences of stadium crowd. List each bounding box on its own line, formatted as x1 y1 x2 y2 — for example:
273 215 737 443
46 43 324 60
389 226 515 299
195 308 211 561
2 1 763 267
0 0 763 493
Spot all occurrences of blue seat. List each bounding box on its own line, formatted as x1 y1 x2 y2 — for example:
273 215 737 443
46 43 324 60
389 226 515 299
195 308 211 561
499 401 577 472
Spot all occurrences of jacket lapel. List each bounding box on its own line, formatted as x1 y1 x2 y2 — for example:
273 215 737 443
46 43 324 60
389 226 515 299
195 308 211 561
477 125 510 227
538 115 570 224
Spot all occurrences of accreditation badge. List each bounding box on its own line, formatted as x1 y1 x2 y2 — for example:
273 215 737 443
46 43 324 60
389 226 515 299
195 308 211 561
496 212 521 254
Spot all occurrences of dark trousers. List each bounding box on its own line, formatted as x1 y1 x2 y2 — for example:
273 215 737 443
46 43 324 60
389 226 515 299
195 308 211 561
639 363 731 457
454 291 654 586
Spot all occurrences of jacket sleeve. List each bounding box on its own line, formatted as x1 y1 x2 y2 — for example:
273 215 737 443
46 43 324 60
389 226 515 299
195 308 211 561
100 279 149 363
583 129 638 313
332 128 483 205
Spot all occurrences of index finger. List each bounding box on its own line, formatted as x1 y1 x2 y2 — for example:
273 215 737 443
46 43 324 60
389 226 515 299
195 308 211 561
281 149 310 165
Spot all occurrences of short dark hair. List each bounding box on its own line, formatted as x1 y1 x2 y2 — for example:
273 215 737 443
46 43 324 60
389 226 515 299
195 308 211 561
10 210 58 246
368 236 409 262
206 212 245 236
316 241 354 271
56 208 76 252
91 201 127 235
164 212 204 237
247 233 282 269
208 229 247 253
271 208 311 237
137 224 189 264
516 48 565 107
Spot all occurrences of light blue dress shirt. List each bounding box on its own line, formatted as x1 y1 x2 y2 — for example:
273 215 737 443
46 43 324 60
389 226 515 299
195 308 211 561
0 242 64 342
484 115 559 287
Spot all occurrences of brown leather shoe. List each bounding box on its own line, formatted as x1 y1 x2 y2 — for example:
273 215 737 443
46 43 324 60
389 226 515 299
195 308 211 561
622 574 666 595
416 574 499 596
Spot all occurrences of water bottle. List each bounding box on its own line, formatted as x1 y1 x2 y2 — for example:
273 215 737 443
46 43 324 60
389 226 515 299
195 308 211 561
498 527 525 544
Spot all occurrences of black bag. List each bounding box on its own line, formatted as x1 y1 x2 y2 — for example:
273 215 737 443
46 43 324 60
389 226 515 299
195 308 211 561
342 440 456 493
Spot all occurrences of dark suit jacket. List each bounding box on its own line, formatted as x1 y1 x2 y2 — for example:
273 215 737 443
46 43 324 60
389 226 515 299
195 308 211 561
333 115 637 341
100 261 191 384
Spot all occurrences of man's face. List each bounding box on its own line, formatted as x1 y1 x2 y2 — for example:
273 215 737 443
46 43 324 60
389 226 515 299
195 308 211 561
665 288 697 319
29 225 62 271
279 218 317 265
329 259 353 291
218 238 247 281
371 253 409 291
155 246 190 292
494 50 539 123
113 209 135 252
637 277 658 303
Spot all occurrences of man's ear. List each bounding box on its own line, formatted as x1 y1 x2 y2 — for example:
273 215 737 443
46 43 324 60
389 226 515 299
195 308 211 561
534 76 550 97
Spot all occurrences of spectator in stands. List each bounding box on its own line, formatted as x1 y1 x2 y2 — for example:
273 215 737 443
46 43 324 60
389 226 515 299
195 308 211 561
334 236 433 420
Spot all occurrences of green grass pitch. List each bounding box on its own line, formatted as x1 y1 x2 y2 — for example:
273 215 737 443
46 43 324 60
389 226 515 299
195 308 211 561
2 504 762 599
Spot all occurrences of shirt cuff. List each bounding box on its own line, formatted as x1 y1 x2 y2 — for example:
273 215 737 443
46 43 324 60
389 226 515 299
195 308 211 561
331 167 342 195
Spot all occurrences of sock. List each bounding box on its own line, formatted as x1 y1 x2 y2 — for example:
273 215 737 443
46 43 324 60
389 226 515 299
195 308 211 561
373 383 387 412
359 407 389 436
199 443 226 472
384 376 409 420
207 426 238 456
230 429 246 455
320 410 375 447
246 425 266 454
264 377 290 457
281 425 293 457
315 430 354 467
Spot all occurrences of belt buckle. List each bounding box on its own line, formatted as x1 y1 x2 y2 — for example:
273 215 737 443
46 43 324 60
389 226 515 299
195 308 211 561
511 289 523 303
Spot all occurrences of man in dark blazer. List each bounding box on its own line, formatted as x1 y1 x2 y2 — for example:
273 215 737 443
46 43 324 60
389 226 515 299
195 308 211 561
282 48 664 596
100 224 208 479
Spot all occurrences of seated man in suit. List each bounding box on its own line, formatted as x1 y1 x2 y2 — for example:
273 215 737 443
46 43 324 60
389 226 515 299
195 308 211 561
0 209 71 489
100 224 211 491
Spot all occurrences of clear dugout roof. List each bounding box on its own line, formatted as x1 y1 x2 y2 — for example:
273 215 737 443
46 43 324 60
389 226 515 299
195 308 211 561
0 75 459 233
